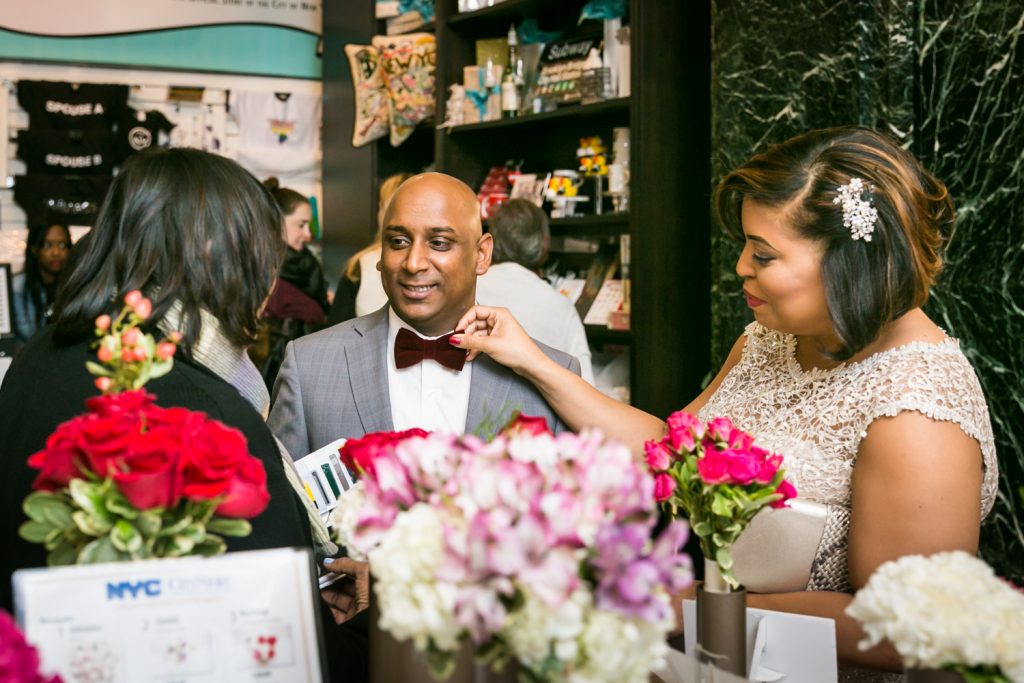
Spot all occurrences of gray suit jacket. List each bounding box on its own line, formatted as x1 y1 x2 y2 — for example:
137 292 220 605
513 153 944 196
268 307 581 458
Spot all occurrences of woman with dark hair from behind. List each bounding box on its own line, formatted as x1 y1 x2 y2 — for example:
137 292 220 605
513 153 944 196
453 126 996 680
11 220 71 344
0 148 367 682
251 177 329 388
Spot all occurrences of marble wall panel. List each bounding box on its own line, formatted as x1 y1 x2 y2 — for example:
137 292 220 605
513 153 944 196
915 0 1024 581
710 0 1023 579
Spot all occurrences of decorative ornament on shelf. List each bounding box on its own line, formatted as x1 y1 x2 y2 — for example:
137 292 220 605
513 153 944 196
646 412 796 676
331 414 693 683
847 551 1024 683
18 292 271 565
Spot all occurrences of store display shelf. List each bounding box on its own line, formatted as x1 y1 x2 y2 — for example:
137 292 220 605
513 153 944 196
446 0 590 34
585 325 632 346
448 97 629 133
550 213 629 237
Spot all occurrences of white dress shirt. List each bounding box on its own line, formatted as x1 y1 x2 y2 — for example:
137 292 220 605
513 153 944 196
386 307 474 433
476 262 594 384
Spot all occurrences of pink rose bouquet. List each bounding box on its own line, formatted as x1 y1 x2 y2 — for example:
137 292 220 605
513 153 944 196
332 415 693 683
18 293 270 564
646 412 796 590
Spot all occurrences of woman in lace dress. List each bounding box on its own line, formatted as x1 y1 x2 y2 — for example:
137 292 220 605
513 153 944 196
450 126 997 680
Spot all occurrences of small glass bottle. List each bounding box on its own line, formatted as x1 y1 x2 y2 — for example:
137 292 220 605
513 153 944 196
501 69 520 119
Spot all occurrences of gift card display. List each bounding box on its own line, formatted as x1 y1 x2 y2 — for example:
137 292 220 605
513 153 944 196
13 548 324 682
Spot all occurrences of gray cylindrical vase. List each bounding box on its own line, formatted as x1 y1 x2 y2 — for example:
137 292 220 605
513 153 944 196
696 560 747 677
905 668 969 683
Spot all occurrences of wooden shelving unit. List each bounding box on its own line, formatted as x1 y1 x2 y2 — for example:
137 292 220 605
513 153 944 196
323 0 711 417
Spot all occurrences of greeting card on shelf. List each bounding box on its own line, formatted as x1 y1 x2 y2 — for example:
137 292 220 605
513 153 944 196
574 241 619 320
583 279 624 326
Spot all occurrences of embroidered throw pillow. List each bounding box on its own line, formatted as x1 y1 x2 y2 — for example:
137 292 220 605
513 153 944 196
345 44 390 147
372 33 436 146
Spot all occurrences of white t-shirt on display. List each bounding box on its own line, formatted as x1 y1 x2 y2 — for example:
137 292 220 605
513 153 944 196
229 90 321 176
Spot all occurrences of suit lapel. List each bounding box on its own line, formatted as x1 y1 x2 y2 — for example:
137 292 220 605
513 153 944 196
466 356 514 437
346 307 395 434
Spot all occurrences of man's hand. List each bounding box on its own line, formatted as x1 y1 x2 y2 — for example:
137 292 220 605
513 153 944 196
319 557 370 624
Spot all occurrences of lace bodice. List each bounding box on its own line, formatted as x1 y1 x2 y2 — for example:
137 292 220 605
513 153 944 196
699 322 998 517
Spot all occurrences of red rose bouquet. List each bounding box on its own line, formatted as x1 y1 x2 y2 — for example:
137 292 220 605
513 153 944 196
646 412 796 590
18 292 270 564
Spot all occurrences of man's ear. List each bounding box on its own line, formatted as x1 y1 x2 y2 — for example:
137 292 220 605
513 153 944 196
475 233 493 276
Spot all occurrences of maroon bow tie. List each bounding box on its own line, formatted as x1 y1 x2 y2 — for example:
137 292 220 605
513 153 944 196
394 327 468 372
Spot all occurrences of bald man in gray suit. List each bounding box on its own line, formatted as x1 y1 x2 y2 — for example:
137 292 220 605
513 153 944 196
269 173 579 459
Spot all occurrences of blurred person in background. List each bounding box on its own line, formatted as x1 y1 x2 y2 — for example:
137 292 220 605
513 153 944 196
476 198 594 384
251 178 330 388
327 172 412 325
11 221 72 345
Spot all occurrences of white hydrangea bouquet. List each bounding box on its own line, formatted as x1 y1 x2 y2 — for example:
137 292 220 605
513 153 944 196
846 551 1024 683
331 416 693 683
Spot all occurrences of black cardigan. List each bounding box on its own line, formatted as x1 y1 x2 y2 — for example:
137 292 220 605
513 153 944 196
0 327 316 608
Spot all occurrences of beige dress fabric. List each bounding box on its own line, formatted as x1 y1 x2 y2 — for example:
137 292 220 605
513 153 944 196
698 322 998 682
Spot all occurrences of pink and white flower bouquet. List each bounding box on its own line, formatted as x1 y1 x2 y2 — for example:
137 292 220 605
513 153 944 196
645 412 796 590
332 416 693 682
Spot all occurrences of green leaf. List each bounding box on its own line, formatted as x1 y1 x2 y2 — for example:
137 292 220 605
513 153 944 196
47 540 79 566
44 528 65 551
41 500 74 530
169 535 196 556
78 537 124 564
110 520 143 553
85 361 112 377
72 510 111 537
19 520 56 543
69 479 111 521
158 514 193 537
206 517 252 538
716 547 734 571
711 495 732 517
136 512 162 537
149 358 173 379
194 536 227 557
180 523 207 544
692 521 712 538
105 491 139 520
23 491 66 524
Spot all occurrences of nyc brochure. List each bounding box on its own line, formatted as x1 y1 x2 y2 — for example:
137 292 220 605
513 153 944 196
13 548 325 682
293 437 355 589
681 600 838 683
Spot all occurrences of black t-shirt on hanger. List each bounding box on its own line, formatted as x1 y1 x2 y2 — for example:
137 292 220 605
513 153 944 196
16 129 120 175
115 108 176 156
13 175 113 226
17 80 128 130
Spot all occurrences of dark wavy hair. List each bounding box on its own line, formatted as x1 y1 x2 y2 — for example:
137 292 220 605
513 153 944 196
714 126 955 360
54 148 285 353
